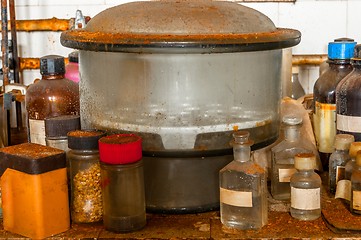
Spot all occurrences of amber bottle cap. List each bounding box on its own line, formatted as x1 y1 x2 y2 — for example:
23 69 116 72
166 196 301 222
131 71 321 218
40 55 65 75
356 151 361 166
99 134 142 164
334 134 355 150
349 142 361 158
294 153 316 170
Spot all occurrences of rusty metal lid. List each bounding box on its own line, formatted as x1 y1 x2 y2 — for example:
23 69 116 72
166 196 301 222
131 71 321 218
61 0 301 53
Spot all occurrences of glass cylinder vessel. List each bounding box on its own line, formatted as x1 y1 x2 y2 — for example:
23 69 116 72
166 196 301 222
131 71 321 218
313 38 356 170
271 115 320 200
290 153 321 221
25 55 80 145
68 129 105 223
219 131 267 230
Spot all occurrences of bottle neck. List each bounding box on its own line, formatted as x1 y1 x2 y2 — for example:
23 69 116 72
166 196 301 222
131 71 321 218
284 125 300 141
42 73 65 80
328 58 351 66
233 145 251 163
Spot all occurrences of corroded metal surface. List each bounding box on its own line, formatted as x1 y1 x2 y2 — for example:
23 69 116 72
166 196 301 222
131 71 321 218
61 1 300 53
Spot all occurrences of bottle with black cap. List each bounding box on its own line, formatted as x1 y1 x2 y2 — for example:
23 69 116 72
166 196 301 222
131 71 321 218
25 55 80 145
313 38 356 171
336 44 361 142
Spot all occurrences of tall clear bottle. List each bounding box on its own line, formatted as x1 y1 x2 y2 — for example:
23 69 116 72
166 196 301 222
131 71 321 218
271 115 320 200
328 134 354 194
350 151 361 214
337 44 361 141
290 66 305 100
313 38 356 171
219 131 267 230
25 55 80 145
290 153 321 221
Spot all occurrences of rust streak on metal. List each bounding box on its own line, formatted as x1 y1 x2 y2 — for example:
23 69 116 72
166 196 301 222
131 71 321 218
292 54 328 66
20 57 69 70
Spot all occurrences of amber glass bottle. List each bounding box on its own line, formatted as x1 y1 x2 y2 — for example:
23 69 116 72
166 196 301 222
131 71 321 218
313 38 356 170
336 44 361 142
26 55 80 145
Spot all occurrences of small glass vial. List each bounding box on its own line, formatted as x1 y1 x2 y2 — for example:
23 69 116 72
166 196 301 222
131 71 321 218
219 131 267 230
45 115 81 151
290 153 321 221
67 129 105 223
351 151 361 214
329 134 354 194
290 66 305 100
345 142 361 180
99 134 146 232
271 115 319 200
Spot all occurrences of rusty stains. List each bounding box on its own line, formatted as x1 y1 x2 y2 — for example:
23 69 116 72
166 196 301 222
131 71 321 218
20 57 68 70
292 54 328 66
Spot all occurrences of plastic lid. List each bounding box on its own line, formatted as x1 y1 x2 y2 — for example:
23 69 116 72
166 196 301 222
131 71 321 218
328 38 356 60
68 51 79 63
334 134 355 150
61 1 301 53
349 142 361 158
40 55 66 75
294 153 316 170
282 115 303 125
99 134 142 164
45 115 81 138
67 130 105 150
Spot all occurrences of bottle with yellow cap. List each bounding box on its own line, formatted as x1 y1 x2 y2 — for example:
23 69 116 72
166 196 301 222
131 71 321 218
290 153 321 221
345 142 361 180
350 151 361 214
329 134 355 194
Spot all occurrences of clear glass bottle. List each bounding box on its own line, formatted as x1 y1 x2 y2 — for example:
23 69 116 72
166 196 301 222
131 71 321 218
290 66 305 100
271 115 319 200
351 151 361 214
99 134 146 232
68 129 105 223
25 55 80 145
45 115 80 151
290 153 321 221
345 142 361 180
329 134 354 194
313 38 356 170
337 44 361 142
219 131 267 230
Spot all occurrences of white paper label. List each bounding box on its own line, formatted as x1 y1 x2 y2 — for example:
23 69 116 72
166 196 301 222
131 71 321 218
291 187 320 210
353 191 361 211
29 119 46 145
337 114 361 133
313 102 336 153
335 179 351 201
220 188 252 207
279 168 297 183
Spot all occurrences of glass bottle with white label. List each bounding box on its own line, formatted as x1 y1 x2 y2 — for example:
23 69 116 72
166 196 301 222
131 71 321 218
314 38 356 171
345 142 361 180
25 55 80 145
219 131 267 230
290 153 321 221
337 43 361 142
329 134 354 194
351 152 361 214
271 115 318 200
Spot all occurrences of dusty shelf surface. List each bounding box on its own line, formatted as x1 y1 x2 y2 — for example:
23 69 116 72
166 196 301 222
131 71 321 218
0 208 360 239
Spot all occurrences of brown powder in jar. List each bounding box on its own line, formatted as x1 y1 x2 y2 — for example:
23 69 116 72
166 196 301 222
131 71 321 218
0 143 64 159
99 135 139 144
68 130 103 137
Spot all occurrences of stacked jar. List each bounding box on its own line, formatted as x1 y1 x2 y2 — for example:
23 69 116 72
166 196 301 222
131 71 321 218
67 129 105 223
99 134 146 232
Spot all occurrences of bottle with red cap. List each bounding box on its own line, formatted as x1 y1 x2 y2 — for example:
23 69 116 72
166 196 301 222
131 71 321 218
99 133 146 232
